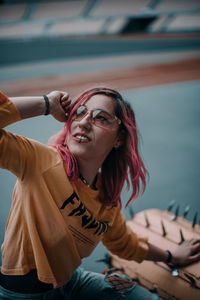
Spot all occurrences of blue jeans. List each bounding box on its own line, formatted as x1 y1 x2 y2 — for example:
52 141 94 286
0 268 158 300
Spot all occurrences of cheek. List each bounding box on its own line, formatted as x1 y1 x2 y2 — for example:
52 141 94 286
69 121 75 132
65 125 75 147
95 131 117 149
66 122 77 140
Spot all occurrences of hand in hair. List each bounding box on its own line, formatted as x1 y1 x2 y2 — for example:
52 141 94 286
47 90 71 122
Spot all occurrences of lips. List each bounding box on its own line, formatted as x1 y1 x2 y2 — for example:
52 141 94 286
73 132 91 143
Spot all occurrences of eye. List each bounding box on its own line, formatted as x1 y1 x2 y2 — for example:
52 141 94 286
76 106 87 117
95 115 107 122
94 111 111 124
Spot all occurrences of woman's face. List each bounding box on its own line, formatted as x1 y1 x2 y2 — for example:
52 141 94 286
66 94 121 167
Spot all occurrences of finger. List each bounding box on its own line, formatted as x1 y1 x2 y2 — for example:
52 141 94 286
60 102 72 116
60 100 71 110
189 251 200 264
60 103 71 114
184 239 199 246
61 99 71 106
191 242 200 253
60 93 69 101
191 239 200 245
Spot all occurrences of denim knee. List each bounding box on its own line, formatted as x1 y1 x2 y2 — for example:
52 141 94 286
105 271 159 300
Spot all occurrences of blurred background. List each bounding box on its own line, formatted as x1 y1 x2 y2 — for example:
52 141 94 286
0 0 200 272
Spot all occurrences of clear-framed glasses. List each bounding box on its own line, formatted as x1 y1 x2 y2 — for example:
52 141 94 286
72 105 121 130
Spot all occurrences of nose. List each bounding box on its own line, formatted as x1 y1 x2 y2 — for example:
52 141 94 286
78 111 92 129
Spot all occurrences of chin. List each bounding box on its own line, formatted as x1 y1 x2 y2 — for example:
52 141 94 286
68 143 91 159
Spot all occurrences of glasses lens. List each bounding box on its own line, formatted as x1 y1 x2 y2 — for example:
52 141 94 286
92 110 117 129
74 105 87 120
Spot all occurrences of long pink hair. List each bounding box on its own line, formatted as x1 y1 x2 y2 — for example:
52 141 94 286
49 87 148 207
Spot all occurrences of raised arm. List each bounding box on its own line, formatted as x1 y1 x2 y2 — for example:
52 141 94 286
10 90 71 122
0 90 71 178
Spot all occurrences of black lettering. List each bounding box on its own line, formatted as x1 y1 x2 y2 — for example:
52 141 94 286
98 222 106 235
61 194 110 237
94 222 102 235
85 219 99 230
60 192 79 210
105 222 109 233
95 222 109 235
82 215 93 227
69 202 86 216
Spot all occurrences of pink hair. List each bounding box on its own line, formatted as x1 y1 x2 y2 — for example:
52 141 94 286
48 87 148 207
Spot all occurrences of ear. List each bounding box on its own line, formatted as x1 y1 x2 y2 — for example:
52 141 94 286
114 130 125 149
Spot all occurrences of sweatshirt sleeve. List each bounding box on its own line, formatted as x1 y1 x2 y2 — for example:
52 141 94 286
0 91 21 128
0 91 36 179
102 205 149 263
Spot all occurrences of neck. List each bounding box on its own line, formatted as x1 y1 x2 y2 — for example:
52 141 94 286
79 173 97 190
78 159 100 187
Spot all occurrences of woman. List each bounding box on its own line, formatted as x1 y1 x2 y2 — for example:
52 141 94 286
0 87 199 300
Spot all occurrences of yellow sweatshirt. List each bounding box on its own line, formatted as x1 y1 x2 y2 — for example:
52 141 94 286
0 91 148 288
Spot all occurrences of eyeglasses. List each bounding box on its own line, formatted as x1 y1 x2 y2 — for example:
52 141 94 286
72 105 121 130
